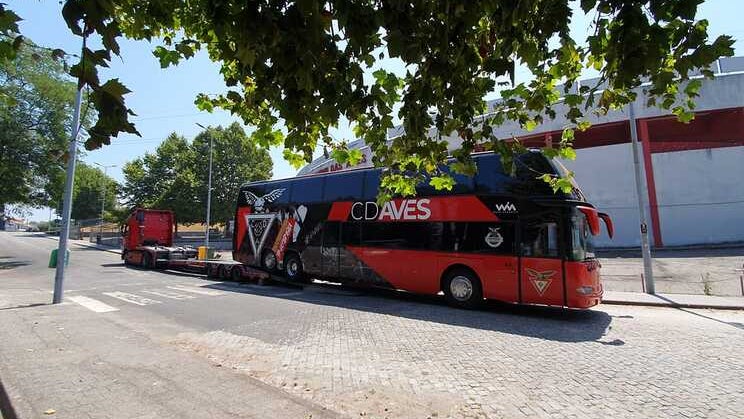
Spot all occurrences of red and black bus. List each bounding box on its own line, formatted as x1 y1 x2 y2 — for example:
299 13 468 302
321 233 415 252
233 150 613 309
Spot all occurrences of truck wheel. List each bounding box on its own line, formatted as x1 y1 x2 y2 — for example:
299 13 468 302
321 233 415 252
262 250 278 271
141 252 152 269
284 253 305 282
443 268 483 309
230 266 242 282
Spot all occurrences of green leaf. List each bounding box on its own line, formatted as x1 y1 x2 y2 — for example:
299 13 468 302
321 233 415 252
429 175 455 191
558 147 576 160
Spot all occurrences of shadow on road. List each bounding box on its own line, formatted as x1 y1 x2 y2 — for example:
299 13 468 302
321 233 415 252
199 278 613 344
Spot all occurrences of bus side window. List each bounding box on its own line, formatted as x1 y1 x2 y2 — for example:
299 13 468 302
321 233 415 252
342 223 361 246
307 223 323 246
322 222 341 247
521 222 559 258
462 223 515 255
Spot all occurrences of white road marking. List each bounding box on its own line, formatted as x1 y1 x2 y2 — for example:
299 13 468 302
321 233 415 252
68 295 119 313
142 289 196 300
102 291 162 306
166 285 225 296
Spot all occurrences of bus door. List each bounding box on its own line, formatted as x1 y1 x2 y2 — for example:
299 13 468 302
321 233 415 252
443 222 520 302
519 215 565 306
321 221 341 277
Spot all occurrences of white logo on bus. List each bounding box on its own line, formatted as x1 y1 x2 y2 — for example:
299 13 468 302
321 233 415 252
484 227 504 248
351 199 431 221
494 202 517 213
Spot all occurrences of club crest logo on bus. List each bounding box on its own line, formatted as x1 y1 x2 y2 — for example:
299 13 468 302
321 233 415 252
350 199 432 221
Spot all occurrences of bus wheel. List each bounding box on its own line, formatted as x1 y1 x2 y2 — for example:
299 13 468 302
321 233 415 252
262 250 278 271
443 268 483 309
284 253 305 282
141 252 152 269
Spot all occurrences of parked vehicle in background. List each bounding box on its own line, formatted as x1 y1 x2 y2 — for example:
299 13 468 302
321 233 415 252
234 150 613 309
120 208 267 281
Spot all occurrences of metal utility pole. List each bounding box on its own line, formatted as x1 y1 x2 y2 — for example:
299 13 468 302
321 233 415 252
196 123 213 250
628 102 655 294
94 163 116 236
52 82 83 304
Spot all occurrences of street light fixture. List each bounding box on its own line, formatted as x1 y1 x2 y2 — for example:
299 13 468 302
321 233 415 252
195 123 213 252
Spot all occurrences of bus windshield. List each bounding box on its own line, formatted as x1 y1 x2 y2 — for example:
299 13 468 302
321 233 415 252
570 208 596 260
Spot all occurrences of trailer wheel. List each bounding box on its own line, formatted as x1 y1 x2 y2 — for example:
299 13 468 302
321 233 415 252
230 266 242 282
141 252 152 269
443 268 483 309
284 253 305 282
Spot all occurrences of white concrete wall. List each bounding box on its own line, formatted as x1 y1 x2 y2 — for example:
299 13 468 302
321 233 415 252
563 144 744 248
652 147 744 246
561 143 647 248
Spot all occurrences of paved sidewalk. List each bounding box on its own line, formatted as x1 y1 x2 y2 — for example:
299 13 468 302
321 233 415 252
0 300 338 419
603 291 744 310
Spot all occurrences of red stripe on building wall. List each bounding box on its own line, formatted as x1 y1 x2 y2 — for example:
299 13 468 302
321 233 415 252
638 120 664 247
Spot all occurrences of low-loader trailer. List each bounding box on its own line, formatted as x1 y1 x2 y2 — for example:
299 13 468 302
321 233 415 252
121 208 267 282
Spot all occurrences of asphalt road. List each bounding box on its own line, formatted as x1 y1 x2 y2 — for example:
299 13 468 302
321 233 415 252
1 232 743 418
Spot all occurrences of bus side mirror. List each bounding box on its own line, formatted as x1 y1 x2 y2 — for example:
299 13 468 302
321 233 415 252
598 212 614 239
577 206 600 236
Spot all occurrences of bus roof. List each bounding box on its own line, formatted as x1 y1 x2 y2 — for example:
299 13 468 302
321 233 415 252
238 151 584 203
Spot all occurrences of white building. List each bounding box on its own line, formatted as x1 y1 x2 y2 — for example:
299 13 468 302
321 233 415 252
299 57 744 248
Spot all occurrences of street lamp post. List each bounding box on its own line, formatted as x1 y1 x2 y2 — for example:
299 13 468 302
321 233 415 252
196 123 213 252
94 163 116 239
628 102 655 294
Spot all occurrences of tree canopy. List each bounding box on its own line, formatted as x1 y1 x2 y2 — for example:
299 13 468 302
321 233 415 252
0 40 79 225
121 123 272 224
3 1 735 199
49 162 119 221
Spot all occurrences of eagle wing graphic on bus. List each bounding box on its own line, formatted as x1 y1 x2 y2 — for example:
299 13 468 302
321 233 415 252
242 188 286 213
526 268 556 296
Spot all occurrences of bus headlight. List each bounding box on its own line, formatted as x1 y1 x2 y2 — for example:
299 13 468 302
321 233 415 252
576 286 594 295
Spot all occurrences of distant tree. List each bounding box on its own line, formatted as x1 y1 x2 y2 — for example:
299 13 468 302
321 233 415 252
47 162 119 221
193 123 274 224
122 123 272 224
0 40 78 228
71 163 119 221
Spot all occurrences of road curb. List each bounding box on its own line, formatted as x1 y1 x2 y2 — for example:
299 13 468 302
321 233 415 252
602 299 744 311
39 234 122 255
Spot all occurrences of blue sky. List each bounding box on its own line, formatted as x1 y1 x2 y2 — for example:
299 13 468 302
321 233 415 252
10 0 742 221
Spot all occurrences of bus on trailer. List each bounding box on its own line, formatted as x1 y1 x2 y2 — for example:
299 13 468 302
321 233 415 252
233 150 613 309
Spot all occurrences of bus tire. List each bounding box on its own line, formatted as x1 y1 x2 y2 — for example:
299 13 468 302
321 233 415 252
443 268 483 309
141 252 152 269
261 250 278 272
283 253 305 282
